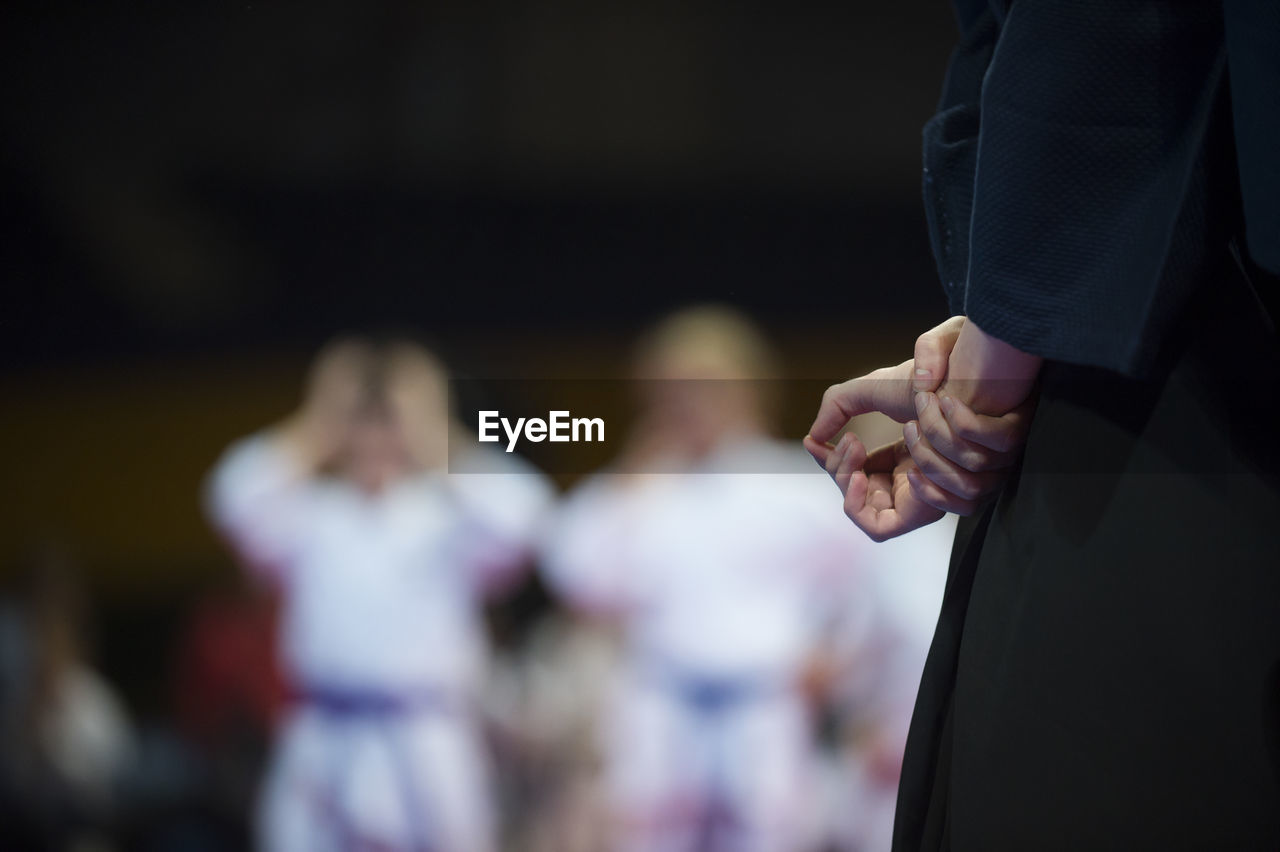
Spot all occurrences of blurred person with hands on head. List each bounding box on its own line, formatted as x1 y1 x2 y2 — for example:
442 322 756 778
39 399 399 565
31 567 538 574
205 336 552 852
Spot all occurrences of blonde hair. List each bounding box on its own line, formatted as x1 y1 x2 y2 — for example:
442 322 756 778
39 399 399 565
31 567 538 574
634 304 780 381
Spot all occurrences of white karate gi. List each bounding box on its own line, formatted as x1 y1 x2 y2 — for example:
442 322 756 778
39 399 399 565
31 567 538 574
206 435 551 852
540 437 873 852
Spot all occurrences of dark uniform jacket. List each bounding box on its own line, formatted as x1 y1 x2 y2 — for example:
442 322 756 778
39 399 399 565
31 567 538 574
898 3 1280 849
922 0 1278 376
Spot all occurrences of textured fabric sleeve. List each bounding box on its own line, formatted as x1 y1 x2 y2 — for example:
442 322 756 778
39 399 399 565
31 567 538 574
203 434 309 584
537 476 645 617
963 0 1227 376
1224 0 1280 276
921 3 999 316
448 449 555 595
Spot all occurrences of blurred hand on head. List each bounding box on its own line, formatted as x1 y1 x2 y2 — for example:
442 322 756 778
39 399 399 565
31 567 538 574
287 338 376 468
384 343 451 471
805 316 1041 540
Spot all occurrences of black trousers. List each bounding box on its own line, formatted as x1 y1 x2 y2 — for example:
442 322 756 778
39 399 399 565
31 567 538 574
894 252 1280 850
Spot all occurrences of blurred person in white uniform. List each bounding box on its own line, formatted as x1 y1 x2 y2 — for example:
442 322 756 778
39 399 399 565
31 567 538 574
540 307 877 852
205 337 552 852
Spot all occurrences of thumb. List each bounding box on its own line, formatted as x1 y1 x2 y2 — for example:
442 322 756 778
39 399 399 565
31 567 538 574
912 316 965 392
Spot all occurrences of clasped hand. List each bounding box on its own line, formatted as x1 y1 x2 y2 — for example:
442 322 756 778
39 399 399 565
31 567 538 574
803 316 1041 541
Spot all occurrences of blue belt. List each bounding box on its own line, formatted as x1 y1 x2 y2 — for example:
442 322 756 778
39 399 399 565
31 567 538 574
297 684 459 717
638 656 787 715
296 683 457 851
636 655 789 846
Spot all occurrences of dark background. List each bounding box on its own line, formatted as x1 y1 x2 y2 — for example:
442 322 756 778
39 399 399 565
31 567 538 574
1 1 956 714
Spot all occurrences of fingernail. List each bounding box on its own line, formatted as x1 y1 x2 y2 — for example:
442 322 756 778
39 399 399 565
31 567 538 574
836 433 852 456
914 391 928 416
913 368 931 391
904 420 919 447
939 393 955 415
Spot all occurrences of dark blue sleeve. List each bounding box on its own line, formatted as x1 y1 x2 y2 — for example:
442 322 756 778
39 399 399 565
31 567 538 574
1224 0 1280 276
920 4 998 318
961 1 1228 376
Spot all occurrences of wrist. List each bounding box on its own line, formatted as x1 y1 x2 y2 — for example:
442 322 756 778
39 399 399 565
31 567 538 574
942 319 1042 415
